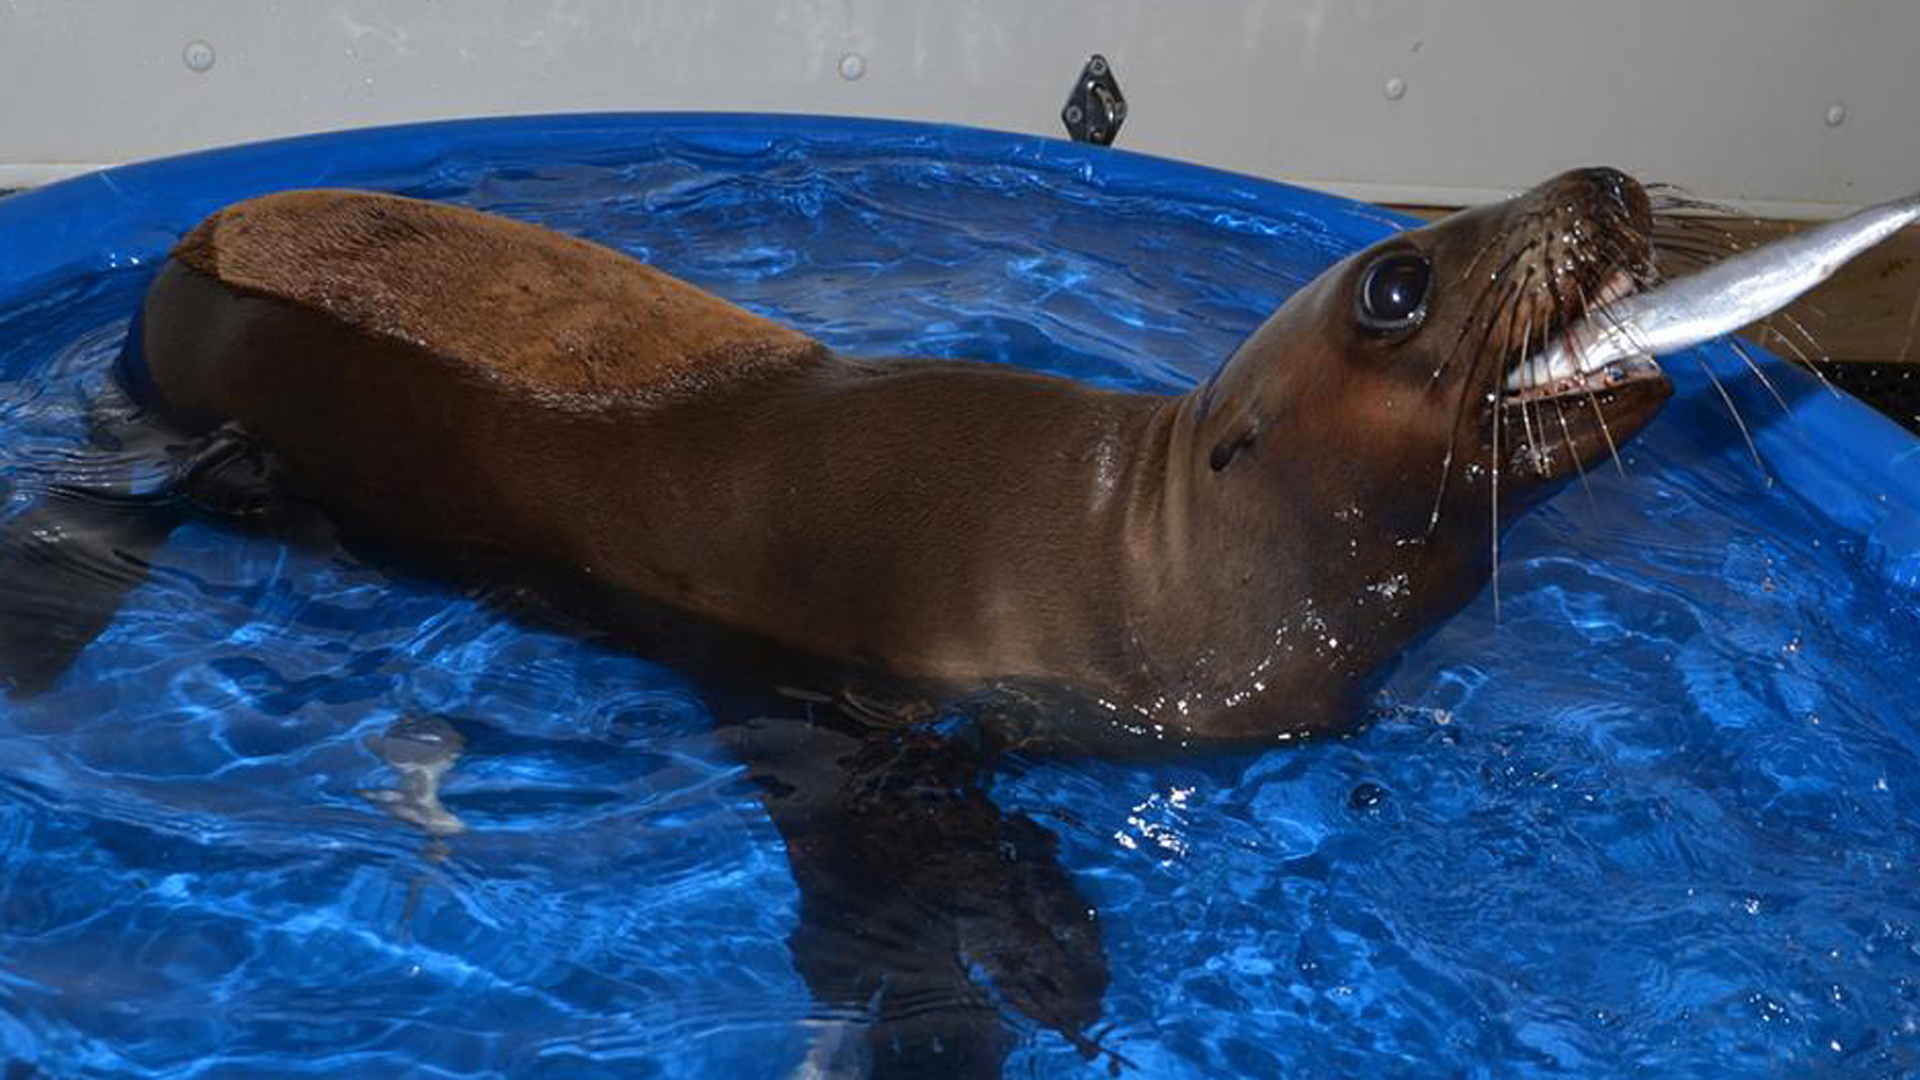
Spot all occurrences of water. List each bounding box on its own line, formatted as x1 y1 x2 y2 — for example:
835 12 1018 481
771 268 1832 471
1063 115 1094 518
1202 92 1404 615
3 141 1919 1079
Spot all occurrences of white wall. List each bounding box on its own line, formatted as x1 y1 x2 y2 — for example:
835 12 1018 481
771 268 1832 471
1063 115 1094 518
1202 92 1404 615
3 0 1915 216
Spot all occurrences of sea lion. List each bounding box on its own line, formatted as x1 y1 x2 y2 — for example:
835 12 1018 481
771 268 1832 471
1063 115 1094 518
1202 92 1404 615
122 167 1671 755
0 165 1680 1080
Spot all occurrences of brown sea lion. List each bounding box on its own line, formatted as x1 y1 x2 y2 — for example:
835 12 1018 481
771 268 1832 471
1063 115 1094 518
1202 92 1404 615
127 166 1671 754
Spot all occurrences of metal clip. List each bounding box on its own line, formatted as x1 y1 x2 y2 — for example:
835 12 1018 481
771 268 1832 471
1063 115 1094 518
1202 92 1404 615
1061 54 1126 146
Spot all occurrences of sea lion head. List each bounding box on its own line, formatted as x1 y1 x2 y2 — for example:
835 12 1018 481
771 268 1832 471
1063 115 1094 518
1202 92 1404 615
1197 166 1674 540
1135 168 1679 745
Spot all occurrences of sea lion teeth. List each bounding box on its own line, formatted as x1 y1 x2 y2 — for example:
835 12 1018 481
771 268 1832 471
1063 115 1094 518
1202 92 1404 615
1524 186 1920 380
1505 269 1643 394
1504 354 1661 405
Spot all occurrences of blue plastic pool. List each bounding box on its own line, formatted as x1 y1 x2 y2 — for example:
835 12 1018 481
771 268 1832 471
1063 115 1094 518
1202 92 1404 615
2 114 1919 1078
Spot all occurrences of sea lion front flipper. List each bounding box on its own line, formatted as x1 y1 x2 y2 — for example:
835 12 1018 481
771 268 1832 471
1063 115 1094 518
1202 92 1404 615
718 708 1110 1079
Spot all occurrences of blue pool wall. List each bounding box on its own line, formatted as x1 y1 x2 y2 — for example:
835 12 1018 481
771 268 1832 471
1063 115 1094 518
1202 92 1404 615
2 111 1915 587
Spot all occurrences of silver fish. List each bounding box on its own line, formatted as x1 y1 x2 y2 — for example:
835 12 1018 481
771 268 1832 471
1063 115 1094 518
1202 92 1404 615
1511 188 1920 390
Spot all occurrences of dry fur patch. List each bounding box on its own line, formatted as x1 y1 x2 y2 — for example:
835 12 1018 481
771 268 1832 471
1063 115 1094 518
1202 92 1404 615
173 189 827 401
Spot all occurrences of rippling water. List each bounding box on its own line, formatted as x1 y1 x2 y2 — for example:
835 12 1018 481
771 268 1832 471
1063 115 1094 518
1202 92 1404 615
2 134 1919 1078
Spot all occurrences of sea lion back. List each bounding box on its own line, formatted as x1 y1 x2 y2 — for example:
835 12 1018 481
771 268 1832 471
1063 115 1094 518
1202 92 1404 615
128 190 828 554
142 188 826 423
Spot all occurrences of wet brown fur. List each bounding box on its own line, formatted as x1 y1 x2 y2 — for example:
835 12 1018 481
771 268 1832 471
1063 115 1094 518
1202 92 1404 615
137 174 1671 754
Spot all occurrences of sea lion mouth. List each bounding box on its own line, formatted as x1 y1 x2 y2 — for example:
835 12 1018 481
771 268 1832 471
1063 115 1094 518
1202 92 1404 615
1480 261 1675 483
1499 269 1666 406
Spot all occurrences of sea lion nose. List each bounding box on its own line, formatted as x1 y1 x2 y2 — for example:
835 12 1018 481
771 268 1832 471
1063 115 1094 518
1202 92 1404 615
1574 166 1652 228
1575 166 1633 190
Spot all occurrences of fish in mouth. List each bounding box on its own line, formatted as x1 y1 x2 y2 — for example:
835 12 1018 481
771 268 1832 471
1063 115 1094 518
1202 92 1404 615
1496 263 1672 483
1504 268 1664 406
1497 179 1920 480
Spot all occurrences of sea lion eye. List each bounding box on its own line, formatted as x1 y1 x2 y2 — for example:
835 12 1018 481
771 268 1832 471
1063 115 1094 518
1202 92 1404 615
1355 251 1431 333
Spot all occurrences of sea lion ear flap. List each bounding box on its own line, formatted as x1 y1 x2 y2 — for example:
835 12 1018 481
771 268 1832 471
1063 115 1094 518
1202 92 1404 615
1197 380 1262 472
1208 425 1257 472
1194 338 1280 472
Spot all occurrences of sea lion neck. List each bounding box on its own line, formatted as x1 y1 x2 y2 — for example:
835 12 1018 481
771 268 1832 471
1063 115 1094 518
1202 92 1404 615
1099 357 1468 750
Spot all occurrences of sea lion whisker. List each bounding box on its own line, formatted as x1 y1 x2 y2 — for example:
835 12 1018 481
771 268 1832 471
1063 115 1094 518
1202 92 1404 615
1477 265 1544 614
1647 195 1747 218
1425 271 1533 541
1746 313 1821 369
1430 269 1519 387
1568 270 1647 386
1458 277 1527 414
1588 230 1660 286
1459 240 1536 328
1651 242 1735 271
1551 271 1630 477
1691 351 1771 476
1649 220 1729 243
1649 215 1747 246
1423 278 1525 539
1724 298 1842 398
1489 346 1506 622
1457 210 1537 282
1433 241 1538 383
1643 180 1716 202
1565 222 1645 276
1773 309 1844 395
1644 185 1764 240
1519 302 1571 481
1791 296 1837 323
1549 390 1596 503
1646 231 1730 257
1722 334 1794 417
1514 247 1605 495
1422 375 1486 540
1647 219 1753 283
1648 233 1742 267
1507 279 1548 468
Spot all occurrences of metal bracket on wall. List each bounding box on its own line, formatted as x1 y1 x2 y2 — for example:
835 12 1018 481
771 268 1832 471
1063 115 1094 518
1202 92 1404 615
1061 54 1126 146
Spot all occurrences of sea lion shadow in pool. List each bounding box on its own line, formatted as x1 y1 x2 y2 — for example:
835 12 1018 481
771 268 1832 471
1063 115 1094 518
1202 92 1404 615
0 168 1681 1076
